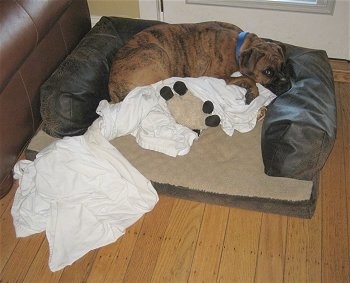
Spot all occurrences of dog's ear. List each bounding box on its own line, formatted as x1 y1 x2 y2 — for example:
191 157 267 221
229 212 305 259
267 40 287 61
239 48 264 75
263 38 287 60
274 42 287 61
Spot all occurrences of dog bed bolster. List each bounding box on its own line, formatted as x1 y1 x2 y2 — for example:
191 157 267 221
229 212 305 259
40 17 162 137
261 45 336 180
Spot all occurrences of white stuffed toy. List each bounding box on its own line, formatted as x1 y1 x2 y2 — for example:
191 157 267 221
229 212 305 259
160 81 220 135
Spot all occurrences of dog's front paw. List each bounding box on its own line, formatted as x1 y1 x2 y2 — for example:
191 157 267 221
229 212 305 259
245 90 258 105
245 82 259 104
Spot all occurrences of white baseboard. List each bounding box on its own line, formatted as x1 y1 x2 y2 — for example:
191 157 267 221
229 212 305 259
90 16 102 27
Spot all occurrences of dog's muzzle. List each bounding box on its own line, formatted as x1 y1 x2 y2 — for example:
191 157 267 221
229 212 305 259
266 64 293 96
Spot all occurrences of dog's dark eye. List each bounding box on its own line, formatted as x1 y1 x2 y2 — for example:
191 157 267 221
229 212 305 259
263 68 274 78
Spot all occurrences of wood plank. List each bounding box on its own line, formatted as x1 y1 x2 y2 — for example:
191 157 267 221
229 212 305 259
330 60 350 83
283 201 322 283
321 82 350 282
85 234 125 282
0 189 18 272
58 249 98 283
254 213 288 283
188 204 229 282
151 199 205 282
23 239 63 283
122 195 175 283
95 217 144 283
0 180 16 217
339 83 350 264
303 194 322 282
284 218 309 283
0 233 45 283
217 208 262 283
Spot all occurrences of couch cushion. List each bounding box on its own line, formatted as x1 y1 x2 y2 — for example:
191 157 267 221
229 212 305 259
261 45 336 180
40 17 162 137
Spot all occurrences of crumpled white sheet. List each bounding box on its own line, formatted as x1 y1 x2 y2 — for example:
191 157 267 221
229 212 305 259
11 76 275 272
97 76 276 156
12 119 159 271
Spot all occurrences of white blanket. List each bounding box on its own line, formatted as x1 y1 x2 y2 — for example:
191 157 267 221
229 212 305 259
12 129 159 272
98 76 276 156
11 77 275 271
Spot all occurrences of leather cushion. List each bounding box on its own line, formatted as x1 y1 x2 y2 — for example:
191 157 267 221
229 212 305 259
0 0 72 92
261 44 336 180
40 17 161 137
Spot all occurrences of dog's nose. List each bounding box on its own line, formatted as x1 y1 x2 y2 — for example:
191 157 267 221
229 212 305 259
280 76 287 82
267 72 291 96
276 71 291 86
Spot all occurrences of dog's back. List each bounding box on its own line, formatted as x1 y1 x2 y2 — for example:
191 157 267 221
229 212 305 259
108 22 243 102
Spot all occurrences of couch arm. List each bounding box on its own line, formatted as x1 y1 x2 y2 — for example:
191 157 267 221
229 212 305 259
0 0 91 198
261 45 336 180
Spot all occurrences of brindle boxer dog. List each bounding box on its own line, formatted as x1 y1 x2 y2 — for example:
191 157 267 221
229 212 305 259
108 21 291 104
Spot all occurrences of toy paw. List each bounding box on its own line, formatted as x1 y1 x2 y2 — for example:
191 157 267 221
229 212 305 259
202 101 214 114
160 86 174 100
173 81 187 95
203 101 220 127
205 115 221 127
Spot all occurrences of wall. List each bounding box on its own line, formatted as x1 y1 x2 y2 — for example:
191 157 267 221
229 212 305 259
139 0 349 60
87 0 139 18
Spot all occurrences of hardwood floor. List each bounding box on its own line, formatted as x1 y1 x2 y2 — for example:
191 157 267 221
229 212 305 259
1 63 349 283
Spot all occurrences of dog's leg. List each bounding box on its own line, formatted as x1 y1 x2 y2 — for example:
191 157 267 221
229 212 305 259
109 46 171 103
225 76 259 104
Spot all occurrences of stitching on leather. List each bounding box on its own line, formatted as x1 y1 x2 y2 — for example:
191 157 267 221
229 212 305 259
58 21 68 54
18 71 35 134
15 0 39 45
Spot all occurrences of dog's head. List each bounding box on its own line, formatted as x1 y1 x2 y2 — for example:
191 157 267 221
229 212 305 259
239 40 292 95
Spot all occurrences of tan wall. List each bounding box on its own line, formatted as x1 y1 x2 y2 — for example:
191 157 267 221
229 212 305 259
87 0 140 18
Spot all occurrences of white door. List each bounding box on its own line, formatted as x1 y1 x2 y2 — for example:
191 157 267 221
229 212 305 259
139 0 350 60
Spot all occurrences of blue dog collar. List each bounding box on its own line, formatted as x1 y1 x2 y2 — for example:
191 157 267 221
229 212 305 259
236 31 249 64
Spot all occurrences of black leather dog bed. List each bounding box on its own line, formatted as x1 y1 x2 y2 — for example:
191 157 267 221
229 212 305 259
37 17 336 218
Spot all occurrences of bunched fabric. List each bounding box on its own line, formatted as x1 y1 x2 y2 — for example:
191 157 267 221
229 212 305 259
11 121 159 271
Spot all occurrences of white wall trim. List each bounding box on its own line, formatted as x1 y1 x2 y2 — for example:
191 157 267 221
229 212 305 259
90 16 102 27
186 0 336 14
139 0 164 21
349 2 350 60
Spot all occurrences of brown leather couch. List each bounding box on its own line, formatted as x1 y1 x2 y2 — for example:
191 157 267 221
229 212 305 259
0 0 91 198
